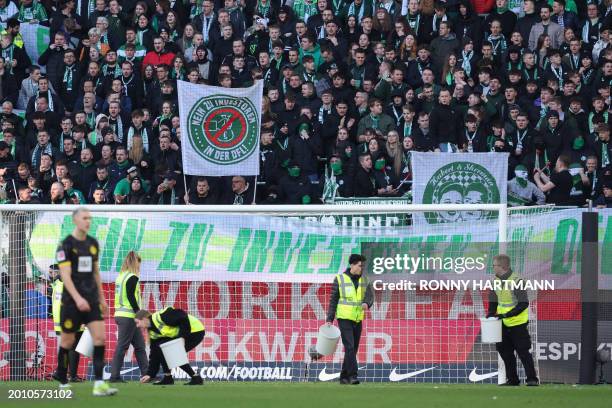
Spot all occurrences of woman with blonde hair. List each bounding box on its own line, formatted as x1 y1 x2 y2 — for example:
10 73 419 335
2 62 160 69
385 130 404 181
109 251 148 382
129 134 153 180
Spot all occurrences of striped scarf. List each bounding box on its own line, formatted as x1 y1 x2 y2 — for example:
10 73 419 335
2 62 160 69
31 143 52 168
487 34 507 56
127 126 149 152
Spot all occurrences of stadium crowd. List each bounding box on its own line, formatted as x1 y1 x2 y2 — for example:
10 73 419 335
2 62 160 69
0 0 609 207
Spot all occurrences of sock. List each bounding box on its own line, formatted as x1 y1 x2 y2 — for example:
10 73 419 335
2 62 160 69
93 345 105 381
180 364 195 377
69 350 80 379
56 347 70 383
94 380 104 387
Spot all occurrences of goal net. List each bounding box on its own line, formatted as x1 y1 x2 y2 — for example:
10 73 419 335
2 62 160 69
0 204 599 384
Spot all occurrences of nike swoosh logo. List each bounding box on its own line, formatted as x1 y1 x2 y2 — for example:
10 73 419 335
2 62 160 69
102 366 140 380
468 368 498 382
389 366 436 382
318 366 366 382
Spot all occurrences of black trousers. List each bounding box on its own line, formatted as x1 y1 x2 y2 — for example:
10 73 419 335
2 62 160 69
496 322 538 384
147 331 205 377
338 319 362 380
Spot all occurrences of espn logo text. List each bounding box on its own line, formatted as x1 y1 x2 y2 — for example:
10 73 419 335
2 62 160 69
535 342 612 361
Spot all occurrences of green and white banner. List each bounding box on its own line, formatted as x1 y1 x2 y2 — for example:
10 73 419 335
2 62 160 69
411 152 508 225
177 80 262 176
22 209 611 284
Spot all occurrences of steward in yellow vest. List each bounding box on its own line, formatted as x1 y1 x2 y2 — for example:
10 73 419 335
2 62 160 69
110 251 149 383
326 254 373 385
135 308 205 386
113 269 141 318
487 254 539 386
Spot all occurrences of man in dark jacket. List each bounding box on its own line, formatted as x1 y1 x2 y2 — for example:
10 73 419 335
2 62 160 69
411 112 437 152
484 0 518 39
88 165 113 204
429 22 459 79
353 153 376 197
514 0 539 48
38 32 69 92
540 111 572 165
279 163 315 204
152 133 181 173
185 177 218 205
429 89 464 151
57 49 81 113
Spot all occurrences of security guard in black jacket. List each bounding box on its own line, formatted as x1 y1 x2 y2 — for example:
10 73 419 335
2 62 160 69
487 254 539 386
326 254 374 384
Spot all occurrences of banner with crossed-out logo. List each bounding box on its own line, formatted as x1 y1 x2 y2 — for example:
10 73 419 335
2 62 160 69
177 80 262 176
411 152 508 225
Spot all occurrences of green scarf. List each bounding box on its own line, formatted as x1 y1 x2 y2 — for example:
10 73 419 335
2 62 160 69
496 5 509 13
63 65 74 91
572 137 584 150
370 114 379 130
330 161 343 175
257 0 271 17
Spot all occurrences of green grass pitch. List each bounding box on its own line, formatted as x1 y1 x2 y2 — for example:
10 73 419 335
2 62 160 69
1 381 611 408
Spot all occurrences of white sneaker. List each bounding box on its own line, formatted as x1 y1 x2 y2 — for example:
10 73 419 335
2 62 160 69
92 381 118 396
59 383 71 389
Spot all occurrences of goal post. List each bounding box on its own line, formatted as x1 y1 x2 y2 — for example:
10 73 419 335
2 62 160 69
1 203 558 385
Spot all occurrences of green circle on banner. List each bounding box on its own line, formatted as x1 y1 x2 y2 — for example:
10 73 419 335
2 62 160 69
187 95 258 164
422 162 500 224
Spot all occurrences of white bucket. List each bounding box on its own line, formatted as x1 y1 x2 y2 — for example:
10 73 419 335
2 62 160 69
159 338 189 369
480 317 502 343
315 324 341 356
75 328 94 357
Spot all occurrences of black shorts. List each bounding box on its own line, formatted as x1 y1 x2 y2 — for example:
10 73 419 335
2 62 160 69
60 299 103 333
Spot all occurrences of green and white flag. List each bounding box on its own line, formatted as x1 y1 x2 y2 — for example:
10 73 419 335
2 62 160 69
411 152 508 225
20 23 49 65
177 80 262 176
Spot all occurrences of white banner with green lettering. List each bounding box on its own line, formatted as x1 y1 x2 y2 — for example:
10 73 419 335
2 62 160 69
177 80 262 176
411 152 508 225
23 209 611 285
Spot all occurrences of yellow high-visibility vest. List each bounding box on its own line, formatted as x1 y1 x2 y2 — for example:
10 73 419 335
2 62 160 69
51 280 63 333
51 280 84 333
335 273 366 323
150 307 205 340
114 271 140 318
495 273 529 327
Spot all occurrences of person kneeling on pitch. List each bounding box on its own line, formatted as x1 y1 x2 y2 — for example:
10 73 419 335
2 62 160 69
326 254 373 385
135 308 205 385
487 254 539 386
